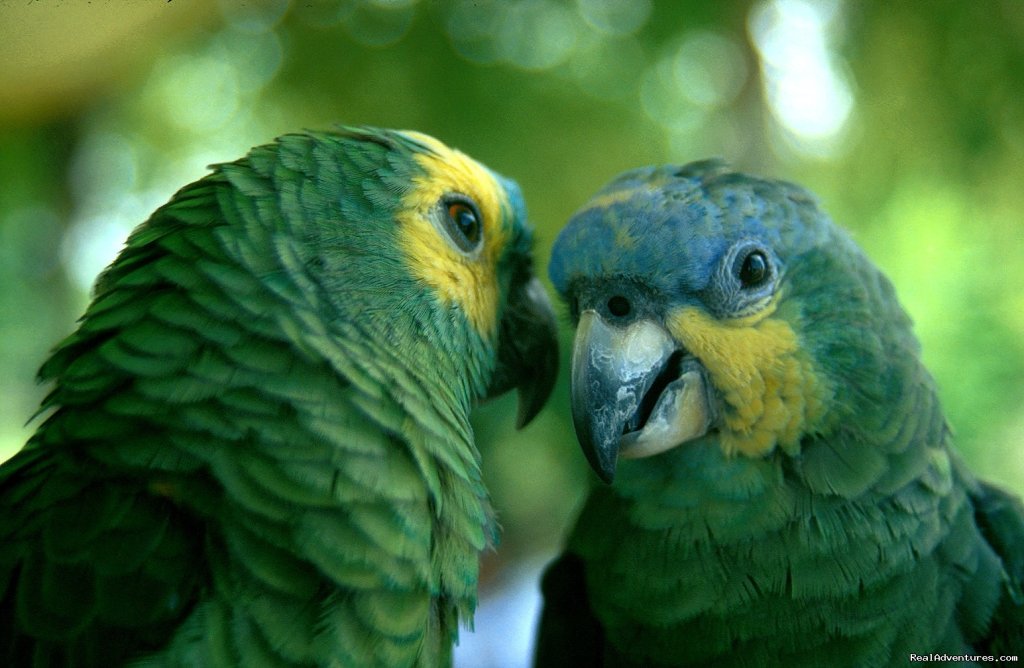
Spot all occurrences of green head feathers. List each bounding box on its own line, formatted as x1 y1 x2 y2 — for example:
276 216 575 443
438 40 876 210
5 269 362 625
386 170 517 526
74 127 557 426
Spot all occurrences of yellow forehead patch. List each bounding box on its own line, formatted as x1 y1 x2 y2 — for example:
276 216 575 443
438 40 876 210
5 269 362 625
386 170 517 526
577 178 672 218
396 132 511 340
666 306 829 457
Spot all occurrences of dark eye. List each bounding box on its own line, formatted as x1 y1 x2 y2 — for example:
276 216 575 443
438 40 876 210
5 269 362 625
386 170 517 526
607 295 631 318
441 196 483 253
738 250 769 288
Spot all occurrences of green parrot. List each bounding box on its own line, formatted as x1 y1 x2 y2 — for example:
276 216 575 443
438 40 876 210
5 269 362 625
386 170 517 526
0 127 558 667
536 160 1023 666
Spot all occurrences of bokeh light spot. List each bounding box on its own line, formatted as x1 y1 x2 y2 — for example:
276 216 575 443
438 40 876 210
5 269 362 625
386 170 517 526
219 31 284 93
150 53 241 133
342 1 417 48
568 33 645 101
217 0 290 34
673 31 747 109
750 0 854 156
576 0 652 37
496 0 579 71
62 200 149 293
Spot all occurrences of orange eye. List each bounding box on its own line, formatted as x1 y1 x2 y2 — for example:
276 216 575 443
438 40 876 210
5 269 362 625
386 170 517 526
441 196 483 253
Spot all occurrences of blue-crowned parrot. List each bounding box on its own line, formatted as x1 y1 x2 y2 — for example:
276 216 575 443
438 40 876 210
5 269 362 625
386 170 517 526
536 160 1022 666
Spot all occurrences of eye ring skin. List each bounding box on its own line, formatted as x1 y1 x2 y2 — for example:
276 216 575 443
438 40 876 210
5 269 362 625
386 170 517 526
701 240 781 319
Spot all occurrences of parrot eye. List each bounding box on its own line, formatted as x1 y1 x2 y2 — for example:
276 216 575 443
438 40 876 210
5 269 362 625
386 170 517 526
709 241 779 318
607 295 631 318
440 195 484 254
737 250 770 288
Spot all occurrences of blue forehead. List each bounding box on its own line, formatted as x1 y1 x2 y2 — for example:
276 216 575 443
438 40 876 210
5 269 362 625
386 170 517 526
493 171 527 227
550 165 808 298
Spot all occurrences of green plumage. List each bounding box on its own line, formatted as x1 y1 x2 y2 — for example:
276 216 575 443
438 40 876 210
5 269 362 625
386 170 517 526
538 161 1023 666
0 127 556 667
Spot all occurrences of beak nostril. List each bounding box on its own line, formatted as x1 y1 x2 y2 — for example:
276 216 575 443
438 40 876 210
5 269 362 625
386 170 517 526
607 295 631 318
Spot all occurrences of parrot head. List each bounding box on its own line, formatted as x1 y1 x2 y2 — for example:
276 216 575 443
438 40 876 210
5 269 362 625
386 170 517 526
350 128 558 426
550 160 919 482
222 127 558 427
373 129 557 425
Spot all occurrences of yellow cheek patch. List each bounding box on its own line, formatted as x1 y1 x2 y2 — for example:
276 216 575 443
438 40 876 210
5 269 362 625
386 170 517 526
666 306 829 458
396 132 510 341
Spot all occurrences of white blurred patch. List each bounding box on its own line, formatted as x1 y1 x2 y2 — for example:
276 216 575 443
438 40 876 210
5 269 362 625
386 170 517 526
454 557 552 668
749 0 854 157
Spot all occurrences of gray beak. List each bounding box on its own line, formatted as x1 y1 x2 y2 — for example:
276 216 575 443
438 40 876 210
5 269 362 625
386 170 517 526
570 310 713 483
487 277 559 428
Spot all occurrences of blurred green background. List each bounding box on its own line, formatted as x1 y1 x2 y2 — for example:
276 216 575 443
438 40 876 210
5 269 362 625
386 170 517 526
2 0 1023 664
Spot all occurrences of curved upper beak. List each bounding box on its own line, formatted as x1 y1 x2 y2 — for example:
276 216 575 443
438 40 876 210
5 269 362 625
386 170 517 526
486 277 559 428
570 310 713 483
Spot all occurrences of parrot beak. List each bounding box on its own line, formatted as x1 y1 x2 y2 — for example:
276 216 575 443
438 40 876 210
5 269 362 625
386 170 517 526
570 310 714 483
486 277 559 428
